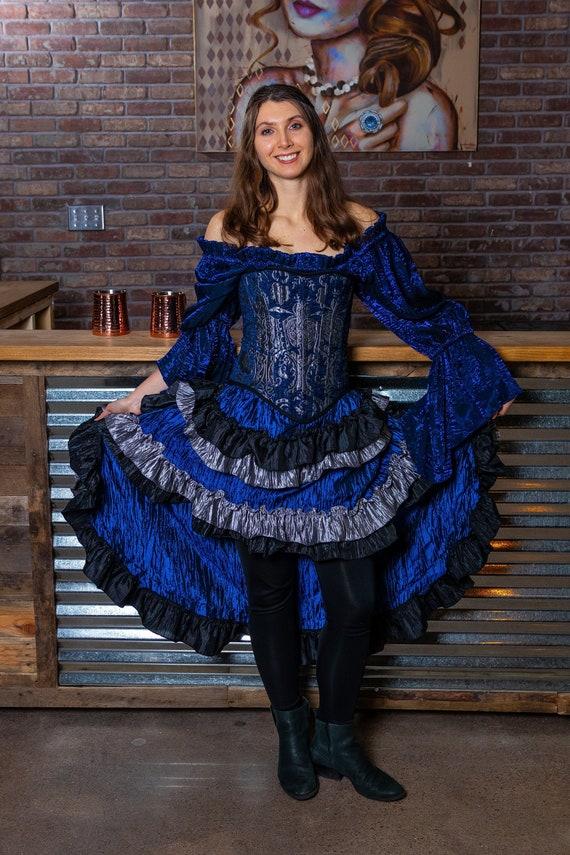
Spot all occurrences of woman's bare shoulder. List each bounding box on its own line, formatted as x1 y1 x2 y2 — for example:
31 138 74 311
203 210 243 248
204 210 227 241
347 202 379 231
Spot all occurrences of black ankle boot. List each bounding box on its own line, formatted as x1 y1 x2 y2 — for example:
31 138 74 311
310 718 406 802
271 697 319 800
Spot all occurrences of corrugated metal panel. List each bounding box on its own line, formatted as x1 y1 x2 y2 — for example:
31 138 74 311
48 374 570 692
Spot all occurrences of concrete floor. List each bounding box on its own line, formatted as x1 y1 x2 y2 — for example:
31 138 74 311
1 708 568 855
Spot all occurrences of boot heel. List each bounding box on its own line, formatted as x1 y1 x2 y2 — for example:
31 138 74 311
314 763 343 781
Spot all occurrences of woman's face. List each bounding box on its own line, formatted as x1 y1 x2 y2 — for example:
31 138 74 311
282 1 367 40
253 100 314 183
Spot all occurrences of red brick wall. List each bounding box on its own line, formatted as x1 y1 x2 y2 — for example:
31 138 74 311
0 1 568 329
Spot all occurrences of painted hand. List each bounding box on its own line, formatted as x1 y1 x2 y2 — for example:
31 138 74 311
338 99 408 152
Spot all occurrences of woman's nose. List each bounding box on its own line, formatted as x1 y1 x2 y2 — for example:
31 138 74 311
277 129 292 148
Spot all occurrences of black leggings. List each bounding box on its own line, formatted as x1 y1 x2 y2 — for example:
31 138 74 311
237 545 376 724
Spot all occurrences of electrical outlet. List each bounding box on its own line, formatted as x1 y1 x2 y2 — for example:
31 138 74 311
68 205 105 231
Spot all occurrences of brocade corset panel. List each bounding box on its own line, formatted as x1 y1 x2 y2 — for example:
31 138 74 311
229 268 355 421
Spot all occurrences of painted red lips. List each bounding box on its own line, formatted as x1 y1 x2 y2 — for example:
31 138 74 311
293 1 323 19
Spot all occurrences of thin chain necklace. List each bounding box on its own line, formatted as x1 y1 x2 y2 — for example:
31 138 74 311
302 55 360 98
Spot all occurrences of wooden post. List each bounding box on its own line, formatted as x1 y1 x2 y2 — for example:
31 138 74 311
23 374 58 687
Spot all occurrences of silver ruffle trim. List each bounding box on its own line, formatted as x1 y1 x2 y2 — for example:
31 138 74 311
105 411 420 547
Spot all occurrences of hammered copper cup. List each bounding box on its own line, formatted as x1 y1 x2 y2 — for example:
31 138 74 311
150 291 186 338
92 289 130 336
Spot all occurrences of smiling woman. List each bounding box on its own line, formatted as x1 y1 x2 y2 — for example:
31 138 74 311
220 85 365 251
64 83 518 804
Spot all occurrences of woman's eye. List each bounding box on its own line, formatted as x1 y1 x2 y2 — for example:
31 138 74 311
260 128 273 135
290 122 302 130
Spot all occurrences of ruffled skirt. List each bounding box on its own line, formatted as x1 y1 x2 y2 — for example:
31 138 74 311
63 380 504 661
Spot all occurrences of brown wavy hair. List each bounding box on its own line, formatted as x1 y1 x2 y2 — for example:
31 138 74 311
250 0 465 106
222 84 362 250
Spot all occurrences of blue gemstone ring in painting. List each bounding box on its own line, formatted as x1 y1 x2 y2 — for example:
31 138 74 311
359 110 384 134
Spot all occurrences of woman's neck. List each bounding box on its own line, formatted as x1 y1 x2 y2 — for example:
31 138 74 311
270 176 309 224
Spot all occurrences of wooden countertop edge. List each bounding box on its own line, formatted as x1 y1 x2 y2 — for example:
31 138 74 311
0 280 59 317
0 329 569 362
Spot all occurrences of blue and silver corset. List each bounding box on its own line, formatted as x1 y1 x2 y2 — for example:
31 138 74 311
229 268 355 422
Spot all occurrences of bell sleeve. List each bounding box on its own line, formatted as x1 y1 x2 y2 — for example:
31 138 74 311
351 215 522 482
156 238 243 386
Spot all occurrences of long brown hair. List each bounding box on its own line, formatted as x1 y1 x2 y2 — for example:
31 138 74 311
222 84 362 250
249 0 465 106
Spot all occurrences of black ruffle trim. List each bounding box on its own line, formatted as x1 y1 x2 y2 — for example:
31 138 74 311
63 417 246 656
67 414 184 508
86 412 426 563
180 381 391 471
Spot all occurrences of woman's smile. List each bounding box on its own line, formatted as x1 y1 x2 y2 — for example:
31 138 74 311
276 152 301 162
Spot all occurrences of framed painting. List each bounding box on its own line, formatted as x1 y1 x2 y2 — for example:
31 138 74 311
194 0 481 153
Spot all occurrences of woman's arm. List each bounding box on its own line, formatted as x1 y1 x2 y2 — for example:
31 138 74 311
94 369 168 421
351 218 522 479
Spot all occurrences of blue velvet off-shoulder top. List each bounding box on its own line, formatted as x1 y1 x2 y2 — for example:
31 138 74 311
157 214 521 482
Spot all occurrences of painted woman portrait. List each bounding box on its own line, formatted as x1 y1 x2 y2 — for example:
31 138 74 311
226 0 468 152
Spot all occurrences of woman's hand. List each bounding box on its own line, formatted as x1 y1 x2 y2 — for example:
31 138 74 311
93 368 168 421
94 395 143 421
493 398 516 419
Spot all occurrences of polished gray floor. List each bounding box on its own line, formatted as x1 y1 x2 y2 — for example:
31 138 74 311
1 708 568 855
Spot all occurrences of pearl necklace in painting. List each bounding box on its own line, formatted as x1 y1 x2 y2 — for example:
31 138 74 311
302 56 360 97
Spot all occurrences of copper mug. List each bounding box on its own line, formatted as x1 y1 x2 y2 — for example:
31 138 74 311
150 291 186 338
92 289 130 336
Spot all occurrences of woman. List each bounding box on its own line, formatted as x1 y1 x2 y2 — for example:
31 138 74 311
229 0 465 151
65 84 519 804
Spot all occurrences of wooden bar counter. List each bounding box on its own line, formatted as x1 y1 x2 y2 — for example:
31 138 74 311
0 280 59 330
0 329 569 712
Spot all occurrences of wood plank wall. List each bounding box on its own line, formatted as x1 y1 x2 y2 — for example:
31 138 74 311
0 376 37 685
